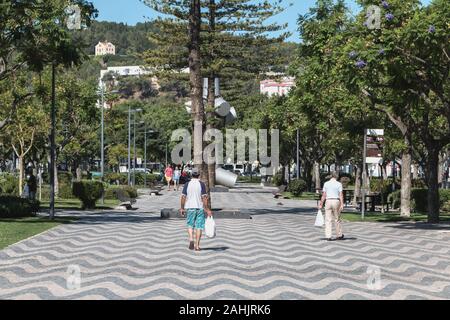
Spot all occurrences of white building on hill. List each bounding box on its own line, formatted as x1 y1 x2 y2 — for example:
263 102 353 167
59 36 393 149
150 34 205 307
260 77 295 97
95 41 116 56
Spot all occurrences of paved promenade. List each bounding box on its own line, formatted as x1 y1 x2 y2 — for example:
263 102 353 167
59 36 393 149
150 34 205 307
1 185 450 300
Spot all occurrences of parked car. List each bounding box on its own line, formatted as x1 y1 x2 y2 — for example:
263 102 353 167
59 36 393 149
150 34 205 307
222 164 234 172
234 164 245 176
127 168 152 174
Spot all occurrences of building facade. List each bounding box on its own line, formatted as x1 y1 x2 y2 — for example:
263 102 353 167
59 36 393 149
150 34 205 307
95 41 116 56
260 77 295 97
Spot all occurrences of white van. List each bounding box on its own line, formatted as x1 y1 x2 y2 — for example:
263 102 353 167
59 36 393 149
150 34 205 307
234 163 245 176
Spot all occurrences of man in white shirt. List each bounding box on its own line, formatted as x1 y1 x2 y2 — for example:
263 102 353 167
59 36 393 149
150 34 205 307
318 172 345 241
180 168 213 251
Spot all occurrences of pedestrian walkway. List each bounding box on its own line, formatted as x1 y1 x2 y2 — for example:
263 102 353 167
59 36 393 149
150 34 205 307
1 186 450 300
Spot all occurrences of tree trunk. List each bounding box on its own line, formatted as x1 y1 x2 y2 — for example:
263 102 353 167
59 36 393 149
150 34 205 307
438 153 444 187
314 161 321 191
382 164 388 180
426 148 440 223
401 149 412 217
412 163 419 180
353 165 362 205
76 167 82 182
303 161 313 191
281 165 286 185
54 160 59 199
188 0 210 201
18 156 24 196
207 77 216 188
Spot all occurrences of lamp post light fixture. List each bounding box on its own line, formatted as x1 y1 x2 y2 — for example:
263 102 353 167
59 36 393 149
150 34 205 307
127 108 142 186
138 121 157 188
97 84 119 204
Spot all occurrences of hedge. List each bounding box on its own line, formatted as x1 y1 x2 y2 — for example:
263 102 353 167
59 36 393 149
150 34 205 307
72 181 104 210
0 174 19 196
272 174 284 187
105 172 159 186
388 189 450 213
0 196 40 218
104 186 138 200
288 179 307 197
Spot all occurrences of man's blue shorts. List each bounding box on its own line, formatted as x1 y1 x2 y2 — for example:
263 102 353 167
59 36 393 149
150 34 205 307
186 208 206 230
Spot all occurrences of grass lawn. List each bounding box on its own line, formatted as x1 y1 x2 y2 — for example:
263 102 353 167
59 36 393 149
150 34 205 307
39 198 120 210
0 216 75 250
237 176 262 184
341 211 450 223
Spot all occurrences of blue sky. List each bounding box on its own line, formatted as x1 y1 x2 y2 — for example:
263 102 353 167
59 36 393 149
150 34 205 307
91 0 432 42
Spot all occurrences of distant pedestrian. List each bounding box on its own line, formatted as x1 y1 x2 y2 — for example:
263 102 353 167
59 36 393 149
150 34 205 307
173 166 181 191
318 172 345 241
179 168 212 251
165 165 174 191
26 172 37 200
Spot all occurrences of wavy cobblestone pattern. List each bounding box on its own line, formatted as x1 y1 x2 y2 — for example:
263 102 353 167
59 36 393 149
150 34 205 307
1 187 450 300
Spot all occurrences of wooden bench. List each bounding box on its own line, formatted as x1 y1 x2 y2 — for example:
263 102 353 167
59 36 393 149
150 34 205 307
115 189 137 210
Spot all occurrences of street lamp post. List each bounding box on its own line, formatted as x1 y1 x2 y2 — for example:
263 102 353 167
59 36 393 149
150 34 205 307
362 129 368 220
49 63 56 219
127 108 142 186
296 129 300 179
98 86 118 203
100 84 105 204
128 106 131 186
138 122 156 188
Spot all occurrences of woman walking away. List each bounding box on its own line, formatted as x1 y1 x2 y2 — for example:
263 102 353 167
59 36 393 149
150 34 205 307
173 166 181 191
165 165 174 191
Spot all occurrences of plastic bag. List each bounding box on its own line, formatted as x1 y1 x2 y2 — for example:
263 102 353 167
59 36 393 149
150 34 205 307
315 209 324 227
205 216 216 238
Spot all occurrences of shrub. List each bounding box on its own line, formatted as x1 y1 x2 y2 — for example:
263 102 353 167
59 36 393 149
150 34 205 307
370 178 392 198
72 181 104 210
104 186 138 200
340 177 351 188
411 189 428 213
387 190 401 209
339 172 354 185
0 196 40 218
288 179 307 197
0 174 19 195
412 179 427 189
122 186 138 198
133 173 158 186
387 189 450 213
272 174 284 187
105 172 127 185
58 183 76 199
440 190 450 212
58 172 73 185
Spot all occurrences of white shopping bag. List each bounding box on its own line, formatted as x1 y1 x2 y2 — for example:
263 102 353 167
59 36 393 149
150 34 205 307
315 209 324 227
205 216 216 238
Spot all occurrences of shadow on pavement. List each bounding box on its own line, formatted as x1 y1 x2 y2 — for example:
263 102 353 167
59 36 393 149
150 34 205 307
247 207 316 215
201 247 230 252
386 222 450 231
